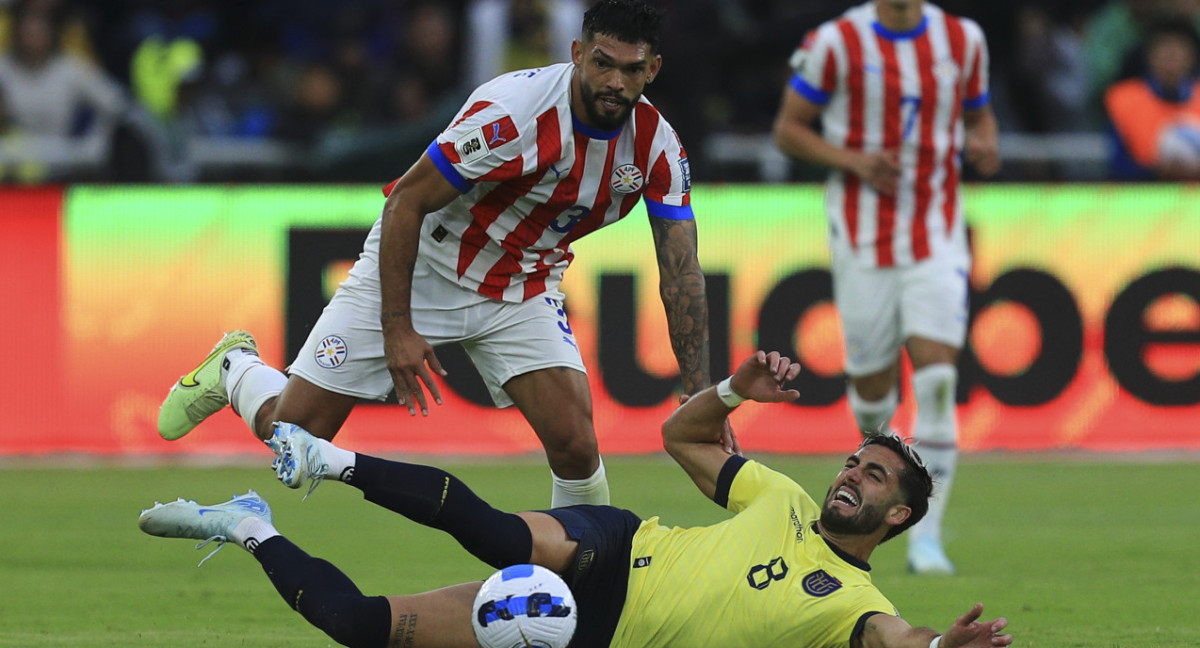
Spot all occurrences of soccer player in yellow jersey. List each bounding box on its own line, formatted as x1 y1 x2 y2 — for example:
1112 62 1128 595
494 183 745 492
140 350 1013 648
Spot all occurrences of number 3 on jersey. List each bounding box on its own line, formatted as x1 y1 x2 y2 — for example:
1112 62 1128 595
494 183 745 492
550 205 590 233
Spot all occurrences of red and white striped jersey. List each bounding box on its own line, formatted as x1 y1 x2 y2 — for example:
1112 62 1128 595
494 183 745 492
384 63 693 303
789 2 990 267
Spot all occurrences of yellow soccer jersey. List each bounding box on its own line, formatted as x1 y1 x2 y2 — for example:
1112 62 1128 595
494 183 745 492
608 458 897 648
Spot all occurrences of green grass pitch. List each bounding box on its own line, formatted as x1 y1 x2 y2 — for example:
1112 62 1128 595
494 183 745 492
1 453 1197 647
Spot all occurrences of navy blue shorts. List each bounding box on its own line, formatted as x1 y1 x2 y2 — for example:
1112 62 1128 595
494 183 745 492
540 505 642 648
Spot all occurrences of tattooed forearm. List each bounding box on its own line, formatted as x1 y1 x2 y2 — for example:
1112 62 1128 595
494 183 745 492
392 613 418 648
651 217 711 393
648 217 700 277
380 310 411 322
663 284 710 393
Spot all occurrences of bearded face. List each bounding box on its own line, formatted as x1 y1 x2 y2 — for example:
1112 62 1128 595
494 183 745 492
818 445 911 538
577 74 635 130
820 484 891 536
571 33 659 131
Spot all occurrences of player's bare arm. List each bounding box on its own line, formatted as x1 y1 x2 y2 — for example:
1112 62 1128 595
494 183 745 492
650 215 743 454
648 216 710 394
773 88 900 195
856 603 1012 648
379 153 459 415
963 105 1001 177
663 351 800 499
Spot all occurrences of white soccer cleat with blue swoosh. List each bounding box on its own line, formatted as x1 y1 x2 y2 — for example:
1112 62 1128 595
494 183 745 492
138 491 273 565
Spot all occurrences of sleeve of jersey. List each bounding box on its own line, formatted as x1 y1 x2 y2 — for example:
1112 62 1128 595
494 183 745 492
801 581 899 647
851 611 892 648
961 20 991 111
787 26 838 106
717 458 807 513
427 100 531 193
642 128 694 221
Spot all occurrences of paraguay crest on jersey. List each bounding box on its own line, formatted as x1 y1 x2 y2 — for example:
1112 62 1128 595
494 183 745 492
314 335 348 369
610 163 644 194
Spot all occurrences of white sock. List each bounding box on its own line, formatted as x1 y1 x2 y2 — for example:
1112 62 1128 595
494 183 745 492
224 349 286 438
230 516 280 554
313 436 357 482
847 383 898 435
550 458 609 507
909 364 959 544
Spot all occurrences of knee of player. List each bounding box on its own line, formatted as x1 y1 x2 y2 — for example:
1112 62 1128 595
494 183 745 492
536 421 598 457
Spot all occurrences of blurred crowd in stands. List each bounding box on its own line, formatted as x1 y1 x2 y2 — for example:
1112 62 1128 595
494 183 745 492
1 0 1198 183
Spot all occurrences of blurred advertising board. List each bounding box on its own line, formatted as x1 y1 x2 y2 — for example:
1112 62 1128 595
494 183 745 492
3 184 1197 455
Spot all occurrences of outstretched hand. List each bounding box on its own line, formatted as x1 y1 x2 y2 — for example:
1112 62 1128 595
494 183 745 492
942 603 1012 648
728 351 801 404
383 327 447 416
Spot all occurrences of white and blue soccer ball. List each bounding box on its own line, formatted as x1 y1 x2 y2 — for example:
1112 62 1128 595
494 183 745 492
472 564 577 648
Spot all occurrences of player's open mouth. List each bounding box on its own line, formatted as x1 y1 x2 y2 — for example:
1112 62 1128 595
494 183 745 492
834 486 859 509
598 95 626 110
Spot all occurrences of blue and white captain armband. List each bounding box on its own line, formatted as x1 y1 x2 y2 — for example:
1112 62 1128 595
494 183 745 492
716 377 747 408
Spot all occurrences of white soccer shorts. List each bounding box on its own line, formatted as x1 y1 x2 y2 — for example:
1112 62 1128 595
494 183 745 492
288 255 586 408
831 247 970 377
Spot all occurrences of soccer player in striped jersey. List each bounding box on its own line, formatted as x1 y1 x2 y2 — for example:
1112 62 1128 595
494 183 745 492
772 0 1000 575
141 350 1014 648
156 0 725 508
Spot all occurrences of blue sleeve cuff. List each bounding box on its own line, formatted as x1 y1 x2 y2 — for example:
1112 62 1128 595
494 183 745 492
426 140 473 193
963 91 990 111
645 199 695 220
789 73 831 105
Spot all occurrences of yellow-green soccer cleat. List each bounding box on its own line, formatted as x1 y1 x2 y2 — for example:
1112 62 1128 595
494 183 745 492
157 330 257 440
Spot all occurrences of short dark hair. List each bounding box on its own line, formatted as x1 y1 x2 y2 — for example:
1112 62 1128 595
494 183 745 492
582 0 664 54
859 432 934 543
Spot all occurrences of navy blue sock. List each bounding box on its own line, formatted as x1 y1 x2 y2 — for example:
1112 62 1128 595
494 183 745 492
253 536 391 648
351 454 533 568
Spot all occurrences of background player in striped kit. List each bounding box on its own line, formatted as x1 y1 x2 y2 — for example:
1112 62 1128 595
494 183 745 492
771 0 1000 574
157 0 726 508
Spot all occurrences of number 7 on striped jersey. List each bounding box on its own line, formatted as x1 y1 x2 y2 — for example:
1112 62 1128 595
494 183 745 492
901 96 921 143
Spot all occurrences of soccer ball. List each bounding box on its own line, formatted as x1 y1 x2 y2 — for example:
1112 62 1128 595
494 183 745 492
472 564 577 648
